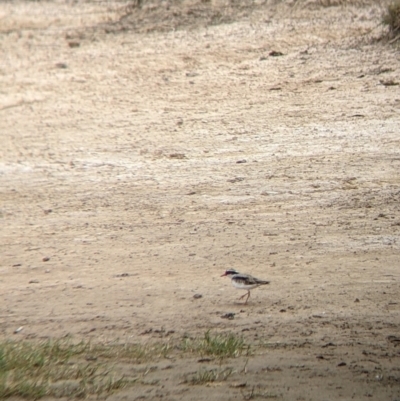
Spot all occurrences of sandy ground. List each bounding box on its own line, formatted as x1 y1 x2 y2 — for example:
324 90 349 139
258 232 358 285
1 0 400 399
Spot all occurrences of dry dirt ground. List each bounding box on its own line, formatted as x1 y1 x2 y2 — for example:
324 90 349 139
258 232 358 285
1 0 400 399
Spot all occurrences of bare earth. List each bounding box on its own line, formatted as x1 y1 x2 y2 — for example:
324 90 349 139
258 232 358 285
1 0 400 399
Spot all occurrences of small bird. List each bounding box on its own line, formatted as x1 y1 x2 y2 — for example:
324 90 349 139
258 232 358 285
221 269 270 304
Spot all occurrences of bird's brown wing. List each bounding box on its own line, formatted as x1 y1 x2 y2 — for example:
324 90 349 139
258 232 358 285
253 279 270 285
234 274 270 286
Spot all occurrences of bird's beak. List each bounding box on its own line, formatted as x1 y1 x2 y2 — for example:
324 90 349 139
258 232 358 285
221 273 227 277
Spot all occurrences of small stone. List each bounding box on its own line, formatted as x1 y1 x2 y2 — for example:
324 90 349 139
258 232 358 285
380 79 399 86
168 153 186 159
322 342 336 348
68 41 80 48
354 298 360 303
29 279 39 284
269 50 284 57
198 357 213 362
221 313 235 320
193 294 202 299
55 62 67 69
227 177 245 183
42 257 50 262
231 382 247 388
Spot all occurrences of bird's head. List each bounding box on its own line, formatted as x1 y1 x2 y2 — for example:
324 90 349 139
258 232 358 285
221 269 240 277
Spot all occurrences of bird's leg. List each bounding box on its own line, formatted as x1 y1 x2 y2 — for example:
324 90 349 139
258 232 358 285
244 291 251 304
239 291 251 303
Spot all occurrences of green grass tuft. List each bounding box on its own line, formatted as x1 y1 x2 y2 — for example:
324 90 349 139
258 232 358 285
0 339 141 399
0 332 247 398
184 367 234 385
181 330 249 358
383 0 400 38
